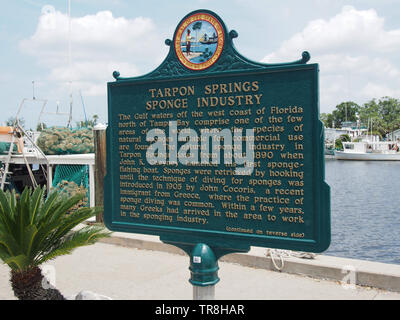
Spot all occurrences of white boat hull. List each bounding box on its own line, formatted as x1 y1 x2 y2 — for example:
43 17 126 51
335 151 400 161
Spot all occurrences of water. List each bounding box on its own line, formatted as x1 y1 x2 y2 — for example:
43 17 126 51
324 160 400 265
181 43 217 63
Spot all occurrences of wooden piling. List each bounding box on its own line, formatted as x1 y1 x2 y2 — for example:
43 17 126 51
93 124 107 223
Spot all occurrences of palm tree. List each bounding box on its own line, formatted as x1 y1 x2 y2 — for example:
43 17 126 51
92 114 99 126
0 186 111 300
192 21 202 44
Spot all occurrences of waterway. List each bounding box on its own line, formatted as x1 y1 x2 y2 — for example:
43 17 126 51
181 42 217 63
324 159 400 265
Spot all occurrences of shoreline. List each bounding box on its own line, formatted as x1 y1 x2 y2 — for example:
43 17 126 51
98 229 400 293
181 51 202 59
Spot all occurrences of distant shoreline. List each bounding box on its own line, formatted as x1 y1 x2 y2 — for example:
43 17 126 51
181 52 202 59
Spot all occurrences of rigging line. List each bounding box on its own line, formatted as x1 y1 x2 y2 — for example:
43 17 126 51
80 90 88 126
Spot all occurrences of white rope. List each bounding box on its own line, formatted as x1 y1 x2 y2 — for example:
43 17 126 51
265 249 316 271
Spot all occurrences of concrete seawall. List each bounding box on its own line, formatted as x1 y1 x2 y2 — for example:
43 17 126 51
100 232 400 293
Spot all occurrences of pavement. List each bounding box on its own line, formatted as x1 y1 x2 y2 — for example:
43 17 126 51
1 232 400 300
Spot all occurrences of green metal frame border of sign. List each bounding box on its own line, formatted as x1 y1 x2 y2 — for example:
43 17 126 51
104 10 330 265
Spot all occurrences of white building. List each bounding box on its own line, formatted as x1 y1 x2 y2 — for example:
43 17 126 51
387 128 400 141
325 122 368 143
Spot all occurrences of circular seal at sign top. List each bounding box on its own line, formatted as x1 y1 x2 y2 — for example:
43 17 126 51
175 12 224 71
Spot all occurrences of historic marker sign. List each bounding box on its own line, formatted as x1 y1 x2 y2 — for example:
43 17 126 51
105 10 330 254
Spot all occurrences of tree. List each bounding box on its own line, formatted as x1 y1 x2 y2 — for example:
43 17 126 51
359 97 400 137
6 117 25 128
377 96 400 136
192 21 202 43
331 102 360 128
0 186 111 300
335 134 351 150
36 123 47 131
76 114 99 128
92 114 99 126
320 113 334 128
323 96 400 137
358 98 379 127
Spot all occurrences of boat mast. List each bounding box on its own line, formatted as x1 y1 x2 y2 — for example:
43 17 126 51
371 118 373 140
32 81 36 100
67 0 73 128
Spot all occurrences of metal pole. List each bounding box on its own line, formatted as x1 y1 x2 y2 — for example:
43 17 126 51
89 164 95 208
193 285 215 300
47 165 53 191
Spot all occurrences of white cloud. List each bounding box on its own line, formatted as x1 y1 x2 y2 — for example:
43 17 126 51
263 5 400 61
19 5 400 116
20 10 163 97
47 60 140 96
361 82 400 101
261 6 400 111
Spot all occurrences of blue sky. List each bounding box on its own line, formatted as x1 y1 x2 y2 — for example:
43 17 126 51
1 0 400 129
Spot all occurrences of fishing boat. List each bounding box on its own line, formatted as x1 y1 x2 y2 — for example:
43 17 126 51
335 138 400 161
199 33 217 44
334 117 400 160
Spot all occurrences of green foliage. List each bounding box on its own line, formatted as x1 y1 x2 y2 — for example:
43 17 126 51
331 102 360 128
199 48 212 62
36 123 47 132
192 21 202 43
75 114 99 129
6 117 25 128
54 180 88 213
339 134 351 142
359 97 400 136
320 112 334 128
0 186 110 272
325 97 400 136
192 21 202 31
334 134 351 150
335 139 343 150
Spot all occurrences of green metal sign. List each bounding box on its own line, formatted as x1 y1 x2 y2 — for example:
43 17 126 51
104 10 330 259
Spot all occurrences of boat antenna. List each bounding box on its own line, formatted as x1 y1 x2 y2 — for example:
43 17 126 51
66 0 73 128
32 81 36 100
346 70 350 123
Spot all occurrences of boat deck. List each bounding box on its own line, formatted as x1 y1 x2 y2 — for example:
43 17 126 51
0 153 95 206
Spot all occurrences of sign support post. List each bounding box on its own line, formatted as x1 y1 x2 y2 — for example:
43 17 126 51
161 237 250 300
190 243 217 300
193 284 215 300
